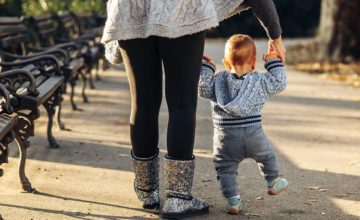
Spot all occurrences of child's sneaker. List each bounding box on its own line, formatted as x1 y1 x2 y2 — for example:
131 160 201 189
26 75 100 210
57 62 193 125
267 178 289 195
226 197 242 215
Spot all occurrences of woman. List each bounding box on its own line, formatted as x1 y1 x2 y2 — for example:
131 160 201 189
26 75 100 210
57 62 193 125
101 0 286 218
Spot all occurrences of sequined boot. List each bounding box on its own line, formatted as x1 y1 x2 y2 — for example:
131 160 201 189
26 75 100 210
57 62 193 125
132 151 160 209
161 156 209 219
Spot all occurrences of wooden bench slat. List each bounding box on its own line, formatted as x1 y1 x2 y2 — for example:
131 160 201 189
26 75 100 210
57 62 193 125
37 76 64 104
69 57 84 71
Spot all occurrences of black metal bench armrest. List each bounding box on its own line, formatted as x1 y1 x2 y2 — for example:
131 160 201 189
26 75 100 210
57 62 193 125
0 84 14 114
51 42 80 51
0 69 37 97
0 70 40 117
31 42 81 58
56 37 91 50
0 55 63 77
0 49 69 66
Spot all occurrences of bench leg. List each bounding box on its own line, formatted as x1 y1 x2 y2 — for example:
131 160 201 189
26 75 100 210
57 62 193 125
81 72 89 103
43 91 61 148
57 84 67 130
89 70 96 90
69 80 81 111
15 135 34 192
0 143 9 177
95 61 101 81
13 113 35 192
57 102 66 130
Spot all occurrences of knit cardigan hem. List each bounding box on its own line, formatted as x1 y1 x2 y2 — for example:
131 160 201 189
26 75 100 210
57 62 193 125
101 1 246 43
101 0 247 64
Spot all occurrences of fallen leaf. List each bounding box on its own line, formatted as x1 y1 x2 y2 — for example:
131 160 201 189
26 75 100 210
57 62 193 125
244 213 262 217
255 196 264 200
305 186 320 190
305 186 328 192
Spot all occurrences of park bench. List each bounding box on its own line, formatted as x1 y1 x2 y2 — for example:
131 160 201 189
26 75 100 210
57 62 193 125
0 19 66 148
75 12 105 37
25 14 95 103
0 68 57 192
54 11 103 88
0 53 65 149
73 11 107 79
0 16 86 111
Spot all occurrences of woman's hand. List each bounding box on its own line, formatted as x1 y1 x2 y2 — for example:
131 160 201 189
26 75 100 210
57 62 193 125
269 36 286 63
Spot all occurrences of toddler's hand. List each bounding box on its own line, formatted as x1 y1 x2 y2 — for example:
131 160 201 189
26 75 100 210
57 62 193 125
263 52 280 61
203 55 215 66
263 42 281 61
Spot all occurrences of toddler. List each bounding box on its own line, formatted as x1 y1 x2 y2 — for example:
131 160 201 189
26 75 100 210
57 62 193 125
199 34 289 214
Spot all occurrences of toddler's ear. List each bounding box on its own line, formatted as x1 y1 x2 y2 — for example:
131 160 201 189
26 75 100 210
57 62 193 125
252 56 257 70
223 58 231 71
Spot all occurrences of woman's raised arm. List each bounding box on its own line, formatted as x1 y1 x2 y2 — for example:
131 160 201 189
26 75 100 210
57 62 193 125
244 0 286 62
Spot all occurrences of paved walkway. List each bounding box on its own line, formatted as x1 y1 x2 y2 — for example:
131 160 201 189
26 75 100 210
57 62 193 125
0 40 359 219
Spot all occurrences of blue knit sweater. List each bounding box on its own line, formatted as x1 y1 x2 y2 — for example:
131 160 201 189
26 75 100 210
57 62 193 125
198 58 286 128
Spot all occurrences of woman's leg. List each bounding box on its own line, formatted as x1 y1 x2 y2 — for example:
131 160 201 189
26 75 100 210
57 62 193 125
159 32 206 160
119 37 163 158
119 37 162 209
159 32 209 218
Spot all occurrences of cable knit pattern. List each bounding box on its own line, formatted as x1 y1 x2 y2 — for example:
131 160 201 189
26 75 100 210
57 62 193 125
102 0 245 43
101 0 283 64
198 58 287 128
104 40 123 65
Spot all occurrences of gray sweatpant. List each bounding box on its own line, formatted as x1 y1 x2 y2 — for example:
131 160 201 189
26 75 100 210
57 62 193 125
213 124 279 199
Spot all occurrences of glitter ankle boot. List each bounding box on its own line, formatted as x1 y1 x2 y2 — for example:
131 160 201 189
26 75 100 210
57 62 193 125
132 151 160 209
161 156 209 218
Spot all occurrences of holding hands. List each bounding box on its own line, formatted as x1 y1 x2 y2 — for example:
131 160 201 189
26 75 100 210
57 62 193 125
263 41 285 62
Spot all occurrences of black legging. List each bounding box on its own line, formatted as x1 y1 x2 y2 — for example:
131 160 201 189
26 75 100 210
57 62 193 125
119 32 205 160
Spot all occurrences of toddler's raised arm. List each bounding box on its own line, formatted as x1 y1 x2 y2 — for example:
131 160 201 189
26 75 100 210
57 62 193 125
261 58 287 98
198 58 217 102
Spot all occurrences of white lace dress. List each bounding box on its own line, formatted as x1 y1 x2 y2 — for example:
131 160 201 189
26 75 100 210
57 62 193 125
101 0 247 64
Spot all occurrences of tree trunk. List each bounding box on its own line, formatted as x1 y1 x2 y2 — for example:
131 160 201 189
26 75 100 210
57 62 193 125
317 0 360 62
